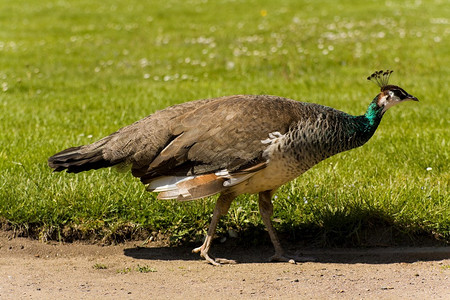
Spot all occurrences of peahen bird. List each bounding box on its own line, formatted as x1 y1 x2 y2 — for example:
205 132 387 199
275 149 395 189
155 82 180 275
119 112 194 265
48 70 418 265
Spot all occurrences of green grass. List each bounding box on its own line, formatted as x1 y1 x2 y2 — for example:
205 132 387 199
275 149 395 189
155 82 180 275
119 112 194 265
92 263 108 270
136 264 157 273
115 265 156 274
0 0 448 246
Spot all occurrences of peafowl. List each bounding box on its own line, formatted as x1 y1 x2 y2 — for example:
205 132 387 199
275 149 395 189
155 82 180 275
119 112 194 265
48 70 418 265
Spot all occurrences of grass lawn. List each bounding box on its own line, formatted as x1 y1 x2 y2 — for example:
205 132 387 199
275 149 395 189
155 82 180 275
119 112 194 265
0 0 448 245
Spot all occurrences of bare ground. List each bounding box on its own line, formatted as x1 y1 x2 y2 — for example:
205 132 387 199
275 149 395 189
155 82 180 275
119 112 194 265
0 231 449 299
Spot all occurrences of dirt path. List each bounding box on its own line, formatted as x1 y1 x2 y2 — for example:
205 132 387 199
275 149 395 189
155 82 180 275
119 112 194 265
0 232 449 299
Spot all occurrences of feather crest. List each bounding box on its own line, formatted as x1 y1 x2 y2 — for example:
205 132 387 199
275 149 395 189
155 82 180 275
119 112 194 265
367 70 393 90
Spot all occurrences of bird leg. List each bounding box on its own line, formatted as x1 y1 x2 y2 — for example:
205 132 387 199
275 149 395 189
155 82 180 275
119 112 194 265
192 193 236 265
258 190 316 263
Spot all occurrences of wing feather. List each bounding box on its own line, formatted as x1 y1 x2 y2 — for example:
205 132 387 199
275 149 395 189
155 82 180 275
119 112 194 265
140 95 306 183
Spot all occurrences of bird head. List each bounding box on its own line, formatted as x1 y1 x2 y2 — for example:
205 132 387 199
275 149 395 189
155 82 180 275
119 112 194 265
367 70 419 114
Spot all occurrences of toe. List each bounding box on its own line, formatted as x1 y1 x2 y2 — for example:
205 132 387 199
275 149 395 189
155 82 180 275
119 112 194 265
202 253 221 266
214 258 237 264
192 246 202 253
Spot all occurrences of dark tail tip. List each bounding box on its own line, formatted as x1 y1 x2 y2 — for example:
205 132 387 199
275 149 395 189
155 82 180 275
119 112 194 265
48 145 113 173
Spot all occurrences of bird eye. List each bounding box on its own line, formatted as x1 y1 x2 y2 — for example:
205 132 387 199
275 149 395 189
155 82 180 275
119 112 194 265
388 90 395 98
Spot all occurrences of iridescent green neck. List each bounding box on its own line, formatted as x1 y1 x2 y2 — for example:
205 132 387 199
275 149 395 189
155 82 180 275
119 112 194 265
346 97 383 149
364 98 383 126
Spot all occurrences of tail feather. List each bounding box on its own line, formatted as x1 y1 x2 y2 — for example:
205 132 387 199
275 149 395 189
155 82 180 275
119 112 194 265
148 174 226 201
48 140 119 173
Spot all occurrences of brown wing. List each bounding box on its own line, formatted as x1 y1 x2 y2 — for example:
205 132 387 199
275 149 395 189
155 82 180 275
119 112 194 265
49 97 220 174
139 95 307 183
100 98 216 175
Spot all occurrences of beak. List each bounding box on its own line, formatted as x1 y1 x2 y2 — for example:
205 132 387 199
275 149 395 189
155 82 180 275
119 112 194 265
407 94 419 101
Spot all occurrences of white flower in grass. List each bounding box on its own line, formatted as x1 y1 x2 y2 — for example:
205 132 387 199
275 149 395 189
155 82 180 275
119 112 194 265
226 61 235 70
426 167 432 171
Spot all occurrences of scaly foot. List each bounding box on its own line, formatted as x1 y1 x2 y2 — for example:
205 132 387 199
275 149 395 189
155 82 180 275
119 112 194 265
192 245 237 266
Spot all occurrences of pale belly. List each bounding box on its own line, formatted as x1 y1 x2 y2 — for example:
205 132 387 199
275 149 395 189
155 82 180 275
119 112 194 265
229 157 307 195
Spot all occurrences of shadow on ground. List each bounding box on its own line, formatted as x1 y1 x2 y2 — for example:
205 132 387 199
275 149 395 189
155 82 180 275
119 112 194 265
124 240 450 265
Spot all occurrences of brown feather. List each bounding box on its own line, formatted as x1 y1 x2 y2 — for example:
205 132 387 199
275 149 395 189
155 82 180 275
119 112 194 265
156 174 225 201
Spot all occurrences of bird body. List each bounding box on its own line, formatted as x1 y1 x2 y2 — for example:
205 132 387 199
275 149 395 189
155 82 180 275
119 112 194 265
48 71 418 265
49 95 380 200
